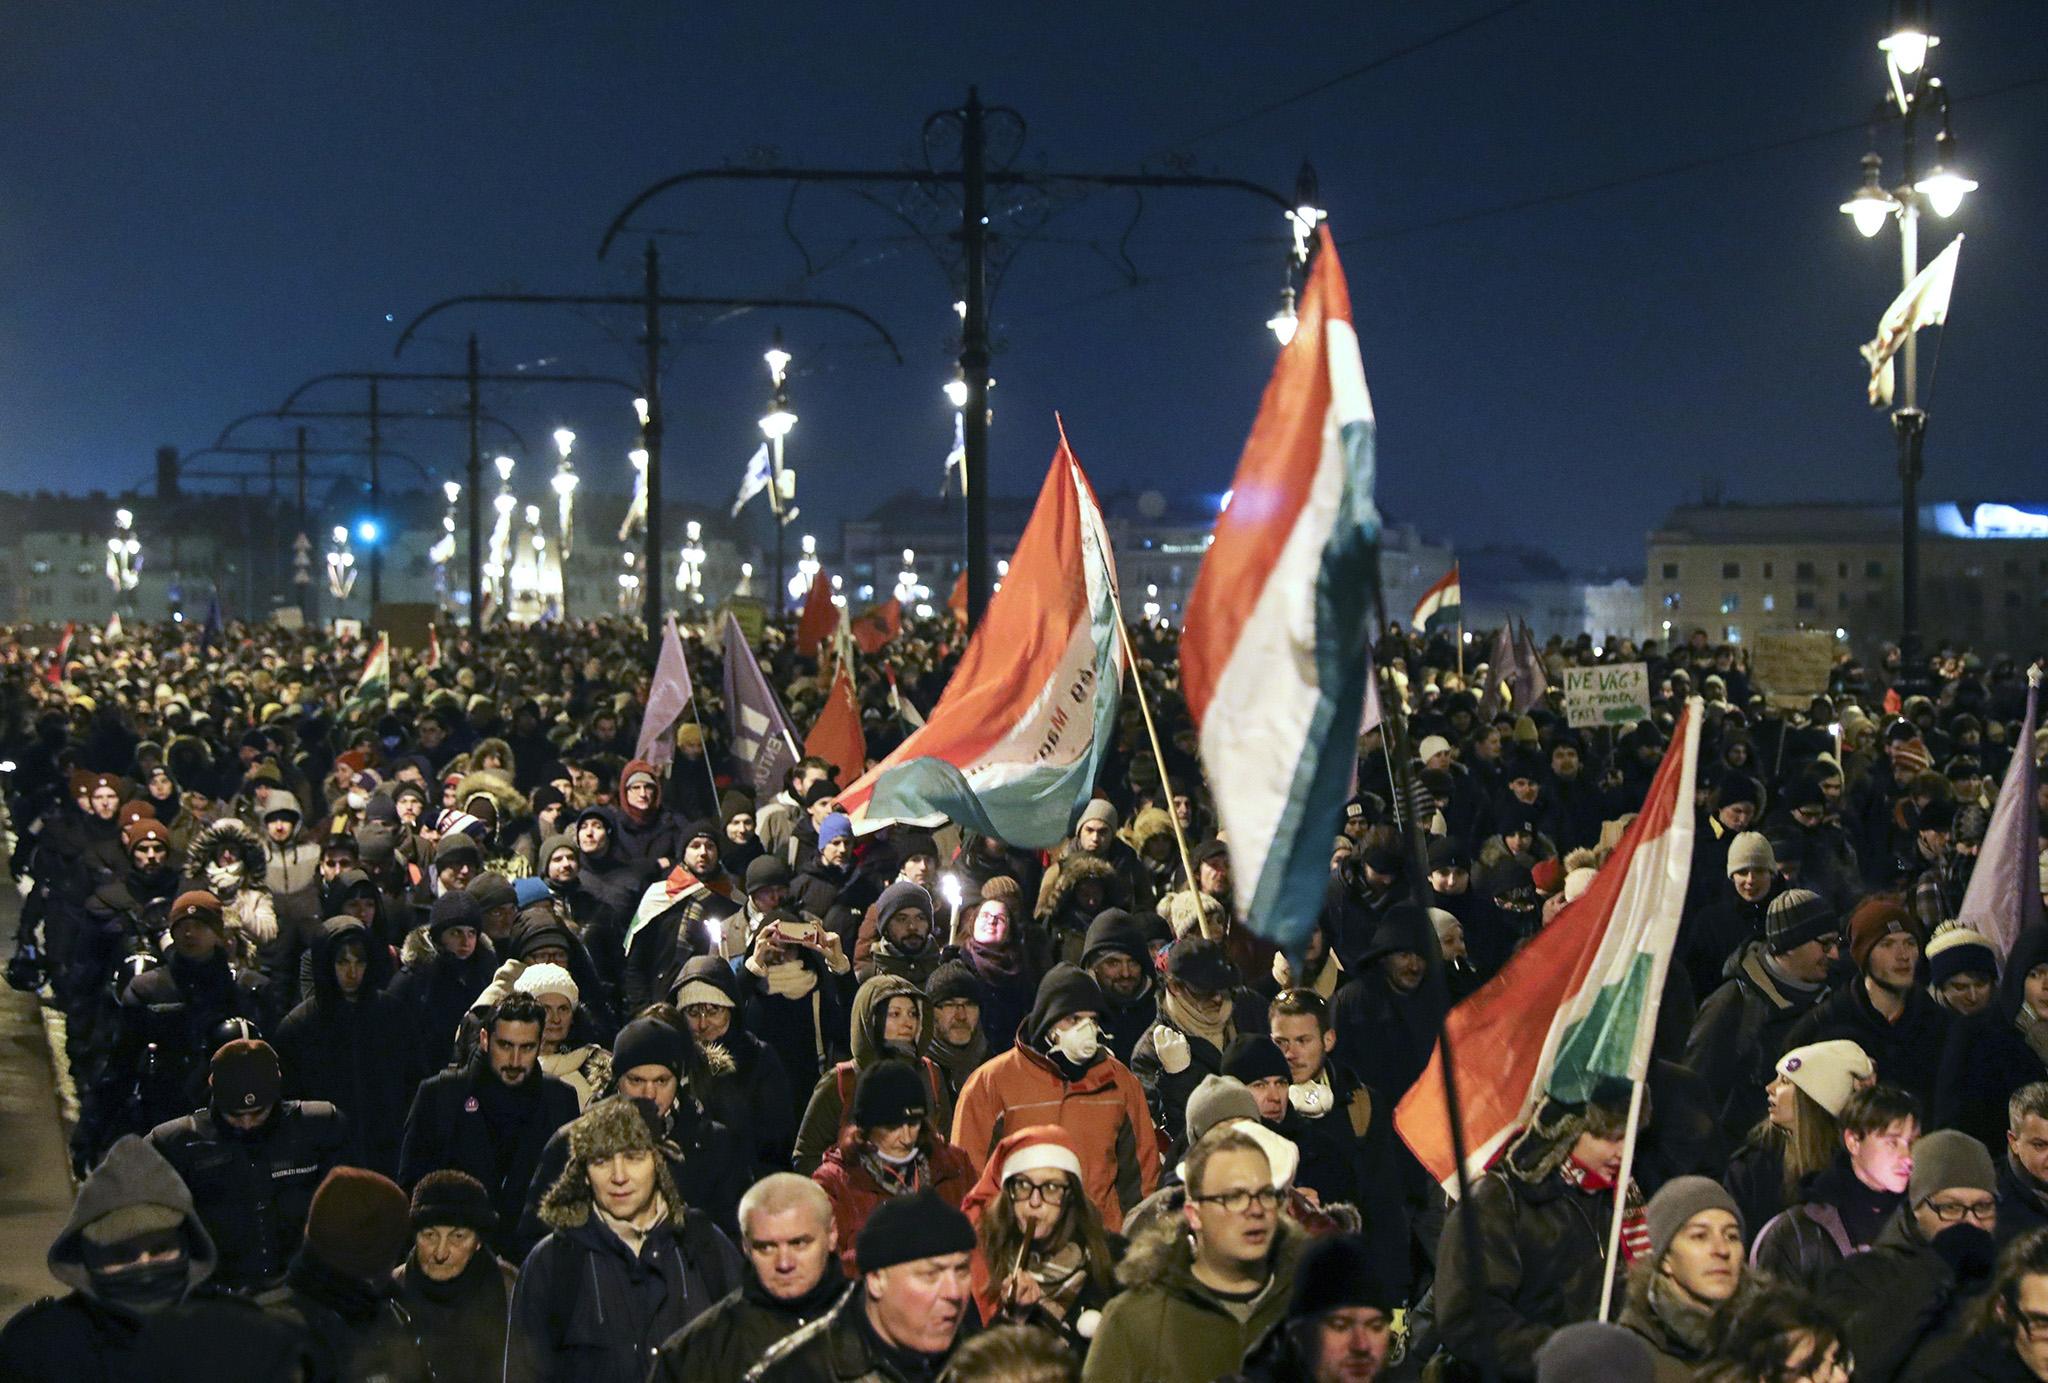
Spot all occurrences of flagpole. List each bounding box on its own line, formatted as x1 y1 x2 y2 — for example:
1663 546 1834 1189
1109 602 1200 898
681 633 723 807
1598 1077 1650 1321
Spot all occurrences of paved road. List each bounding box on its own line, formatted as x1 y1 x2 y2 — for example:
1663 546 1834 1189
0 875 72 1317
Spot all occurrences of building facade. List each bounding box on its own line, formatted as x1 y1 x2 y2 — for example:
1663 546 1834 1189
1644 500 2048 661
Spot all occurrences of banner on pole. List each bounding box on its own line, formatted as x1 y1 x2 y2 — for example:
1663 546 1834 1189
1562 664 1649 728
1751 630 1836 707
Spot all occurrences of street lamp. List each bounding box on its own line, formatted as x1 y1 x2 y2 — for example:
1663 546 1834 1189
326 525 357 601
1839 2 1978 686
677 519 707 606
760 329 798 614
106 507 142 601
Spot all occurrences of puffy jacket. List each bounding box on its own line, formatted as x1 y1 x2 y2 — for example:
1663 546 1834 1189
147 1100 350 1292
951 1040 1159 1233
1685 941 1829 1144
85 952 272 1156
811 1127 976 1278
1080 1204 1303 1383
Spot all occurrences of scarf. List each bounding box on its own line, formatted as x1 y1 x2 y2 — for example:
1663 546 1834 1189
1558 1156 1649 1265
857 1146 930 1199
930 1030 989 1088
1161 986 1234 1051
966 937 1028 983
760 957 819 999
597 1194 671 1257
1647 1274 1718 1358
1016 1241 1090 1327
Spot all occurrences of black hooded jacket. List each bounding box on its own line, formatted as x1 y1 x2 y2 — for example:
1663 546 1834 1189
1936 925 2048 1149
272 916 424 1175
675 954 798 1175
1330 903 1447 1105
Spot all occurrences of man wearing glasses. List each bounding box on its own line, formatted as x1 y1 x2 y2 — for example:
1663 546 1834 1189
1082 1123 1303 1382
1819 1128 1999 1379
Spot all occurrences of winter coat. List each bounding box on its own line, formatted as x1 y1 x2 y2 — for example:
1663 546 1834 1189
1722 1131 1789 1248
1819 1207 1993 1382
1330 904 1449 1105
1080 1204 1304 1383
507 1178 741 1383
1434 1161 1626 1382
1782 973 1952 1111
1130 990 1259 1150
811 1127 977 1278
677 954 799 1175
1618 1266 1759 1383
257 1246 433 1383
622 870 733 1014
738 950 850 1125
515 1093 750 1253
612 758 686 869
1937 926 2048 1149
397 1056 581 1256
951 1039 1160 1233
146 1100 350 1293
653 1269 849 1383
1750 1160 1901 1288
1998 1153 2048 1246
272 916 422 1175
390 1249 518 1383
185 815 281 960
86 952 272 1155
1686 942 1829 1145
1678 886 1775 1002
0 1135 309 1383
743 1282 934 1383
793 973 952 1174
387 940 499 1072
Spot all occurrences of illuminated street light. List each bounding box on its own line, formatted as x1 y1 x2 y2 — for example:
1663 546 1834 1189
1839 153 1897 238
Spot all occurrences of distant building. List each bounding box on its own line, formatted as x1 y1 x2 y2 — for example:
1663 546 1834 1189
1644 500 2048 661
1457 545 1645 645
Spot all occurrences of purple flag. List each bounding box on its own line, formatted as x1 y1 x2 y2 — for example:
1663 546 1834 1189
1512 618 1551 712
1960 666 2044 961
635 615 694 767
1476 624 1516 721
721 613 801 800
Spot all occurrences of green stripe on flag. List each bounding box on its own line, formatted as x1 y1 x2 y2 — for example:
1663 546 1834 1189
1546 951 1657 1104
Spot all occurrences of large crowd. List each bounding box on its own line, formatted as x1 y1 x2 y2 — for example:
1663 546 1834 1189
0 612 2043 1383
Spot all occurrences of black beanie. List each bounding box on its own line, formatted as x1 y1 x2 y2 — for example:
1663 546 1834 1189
1025 964 1107 1047
925 960 981 1008
428 891 482 939
1288 1233 1395 1319
611 1016 687 1078
855 1190 976 1274
409 1169 496 1235
1081 908 1150 968
1221 1034 1291 1087
852 1058 930 1131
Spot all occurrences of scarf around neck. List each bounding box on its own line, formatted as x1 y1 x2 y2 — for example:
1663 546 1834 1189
1559 1155 1649 1265
1162 986 1233 1051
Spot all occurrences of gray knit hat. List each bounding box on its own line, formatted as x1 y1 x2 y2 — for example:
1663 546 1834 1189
1644 1175 1743 1266
1725 831 1775 876
1766 889 1837 954
1908 1129 1996 1205
1535 1322 1654 1383
1185 1073 1261 1142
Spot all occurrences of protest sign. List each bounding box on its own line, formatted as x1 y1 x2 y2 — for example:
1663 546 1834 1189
1563 663 1650 728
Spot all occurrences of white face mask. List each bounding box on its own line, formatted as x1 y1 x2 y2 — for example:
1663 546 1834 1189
206 861 242 892
346 790 368 811
1050 1017 1100 1064
1288 1080 1334 1118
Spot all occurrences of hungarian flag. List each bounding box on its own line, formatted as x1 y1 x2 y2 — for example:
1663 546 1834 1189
1180 228 1381 956
805 660 866 787
1862 234 1962 407
1410 563 1461 634
44 621 76 685
795 567 838 657
354 634 390 703
837 425 1123 849
423 624 442 670
851 598 901 655
1394 702 1702 1191
948 570 969 629
1959 666 2043 960
635 615 695 767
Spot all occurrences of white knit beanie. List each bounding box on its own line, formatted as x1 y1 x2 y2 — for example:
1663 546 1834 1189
514 962 579 1006
1776 1039 1872 1117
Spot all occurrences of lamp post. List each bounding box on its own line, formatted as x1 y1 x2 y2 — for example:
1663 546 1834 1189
1840 0 1977 683
760 329 797 616
550 427 579 620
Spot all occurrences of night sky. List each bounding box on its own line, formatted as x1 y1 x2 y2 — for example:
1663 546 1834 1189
3 1 2042 571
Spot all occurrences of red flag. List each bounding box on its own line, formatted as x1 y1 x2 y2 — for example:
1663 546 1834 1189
45 622 75 685
795 568 838 657
851 598 902 655
805 662 866 786
947 570 968 629
1883 686 1903 717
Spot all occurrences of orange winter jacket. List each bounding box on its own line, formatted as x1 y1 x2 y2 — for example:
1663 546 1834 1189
950 1041 1159 1231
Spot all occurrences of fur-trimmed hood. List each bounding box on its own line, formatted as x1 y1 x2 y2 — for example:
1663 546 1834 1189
188 815 267 883
1114 1185 1307 1294
454 768 529 823
535 1096 688 1231
1042 852 1119 919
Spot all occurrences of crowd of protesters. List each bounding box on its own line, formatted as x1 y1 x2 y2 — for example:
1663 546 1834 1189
0 609 2043 1383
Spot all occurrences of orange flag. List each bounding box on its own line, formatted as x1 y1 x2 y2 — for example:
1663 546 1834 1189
805 661 866 786
947 570 969 629
795 567 838 657
851 598 902 655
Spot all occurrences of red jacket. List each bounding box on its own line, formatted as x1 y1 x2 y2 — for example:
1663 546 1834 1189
950 1042 1159 1232
811 1127 976 1278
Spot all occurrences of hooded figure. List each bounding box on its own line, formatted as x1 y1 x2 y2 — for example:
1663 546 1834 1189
272 916 422 1175
0 1135 306 1381
257 789 323 967
613 758 684 870
1935 924 2048 1151
184 816 279 962
1079 908 1163 1065
792 972 952 1174
1330 902 1448 1105
508 1098 744 1383
387 891 499 1071
673 952 798 1176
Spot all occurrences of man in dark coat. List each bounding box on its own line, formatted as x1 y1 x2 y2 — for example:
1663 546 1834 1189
1783 897 1949 1110
146 1037 349 1293
1685 889 1839 1146
387 890 498 1071
621 858 735 1014
1678 831 1781 1000
507 1097 743 1383
675 953 798 1175
272 915 422 1175
398 992 581 1256
258 1165 430 1382
0 1135 308 1382
390 1170 519 1383
1131 936 1266 1149
651 1173 847 1382
1080 907 1161 1066
1998 1082 2048 1246
1330 902 1446 1106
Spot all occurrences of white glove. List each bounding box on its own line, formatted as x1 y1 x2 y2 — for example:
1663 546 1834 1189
1289 1080 1334 1117
1152 1025 1191 1075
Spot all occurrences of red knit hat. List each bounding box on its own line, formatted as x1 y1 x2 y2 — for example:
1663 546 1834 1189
1848 896 1924 972
305 1167 412 1281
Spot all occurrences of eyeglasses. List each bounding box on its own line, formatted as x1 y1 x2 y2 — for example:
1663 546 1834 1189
1004 1177 1070 1205
1923 1197 1997 1224
682 1004 730 1021
1193 1187 1284 1215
